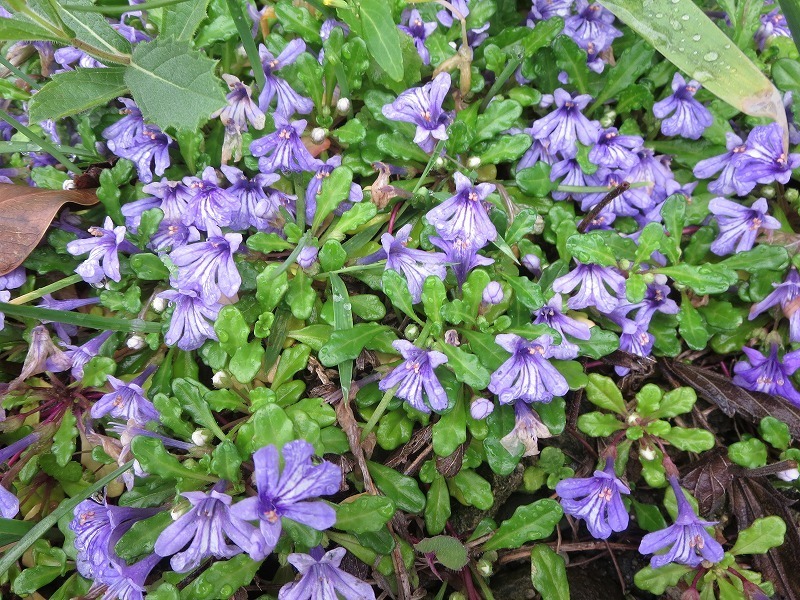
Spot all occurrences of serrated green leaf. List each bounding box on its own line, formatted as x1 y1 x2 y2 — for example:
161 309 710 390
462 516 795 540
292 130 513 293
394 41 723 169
180 554 260 600
161 0 209 42
0 17 65 41
52 410 77 467
368 461 426 513
318 323 397 366
28 68 127 122
414 536 469 570
436 342 490 390
633 563 692 595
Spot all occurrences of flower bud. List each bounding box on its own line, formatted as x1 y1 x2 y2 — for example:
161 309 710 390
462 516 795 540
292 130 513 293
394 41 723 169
434 156 446 169
476 556 494 577
619 259 632 271
641 272 655 284
62 179 76 190
151 296 167 313
639 445 656 461
600 110 617 128
336 97 351 114
444 329 460 346
522 254 541 276
470 397 494 420
212 370 230 388
192 429 212 447
532 214 545 235
297 246 319 269
404 324 420 341
786 188 799 203
776 467 800 482
126 334 146 350
482 281 504 305
466 156 481 169
311 127 327 144
761 185 776 199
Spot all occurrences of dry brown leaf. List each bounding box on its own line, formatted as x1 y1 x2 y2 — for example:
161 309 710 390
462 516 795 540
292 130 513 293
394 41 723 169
0 183 98 275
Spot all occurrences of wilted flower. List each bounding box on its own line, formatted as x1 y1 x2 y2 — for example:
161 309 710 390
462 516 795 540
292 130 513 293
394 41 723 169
692 132 751 196
90 366 159 425
61 330 114 380
749 267 800 342
552 262 626 314
154 481 264 571
733 344 800 406
500 401 552 457
158 288 221 351
170 223 242 304
653 73 713 140
382 72 453 153
280 546 376 600
638 476 724 568
556 457 630 539
426 172 496 248
489 334 576 404
399 9 437 65
379 340 449 413
214 74 266 162
251 115 317 173
258 40 314 117
230 441 340 557
67 216 139 284
528 89 600 157
7 326 70 389
708 197 780 256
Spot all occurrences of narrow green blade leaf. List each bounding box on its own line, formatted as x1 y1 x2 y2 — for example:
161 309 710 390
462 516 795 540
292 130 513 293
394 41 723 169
358 0 404 81
0 17 65 42
598 0 788 142
28 68 128 122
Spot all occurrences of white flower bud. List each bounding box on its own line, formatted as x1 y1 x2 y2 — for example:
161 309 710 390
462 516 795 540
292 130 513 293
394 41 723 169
639 446 656 461
126 334 146 350
311 127 327 144
777 467 800 482
212 371 230 388
434 156 446 169
466 156 481 169
336 97 351 114
62 179 76 190
151 296 167 313
192 429 212 447
235 45 248 59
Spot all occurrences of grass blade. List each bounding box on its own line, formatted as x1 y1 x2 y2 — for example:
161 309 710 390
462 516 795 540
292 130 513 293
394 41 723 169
224 0 266 95
0 302 162 333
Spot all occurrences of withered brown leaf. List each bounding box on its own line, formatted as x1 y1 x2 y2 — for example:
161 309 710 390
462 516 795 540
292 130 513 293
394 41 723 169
0 184 98 275
682 449 737 517
659 358 800 438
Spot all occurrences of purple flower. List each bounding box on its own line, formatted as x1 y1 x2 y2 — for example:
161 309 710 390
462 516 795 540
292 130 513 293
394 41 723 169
214 74 266 133
653 73 713 140
182 167 239 231
103 98 144 152
528 0 574 23
90 367 159 425
437 0 469 26
552 262 626 314
556 457 630 539
551 158 592 201
563 1 622 55
430 235 494 286
638 476 724 568
630 281 679 327
517 136 557 171
115 125 172 184
149 220 201 252
140 179 192 223
528 89 600 157
89 554 160 600
54 46 103 71
258 40 314 117
749 267 800 342
376 224 447 303
489 334 576 405
61 330 114 380
693 132 751 196
733 345 800 406
382 73 453 153
379 340 449 413
756 9 792 50
251 115 316 173
170 224 242 304
154 482 264 572
737 123 800 188
500 401 552 457
0 432 40 465
533 294 592 353
708 197 780 257
158 288 221 351
470 397 495 420
426 172 496 248
588 128 642 169
280 546 376 600
0 485 18 519
399 9 437 65
229 441 340 557
613 316 655 376
0 266 26 290
221 166 280 231
297 246 319 269
482 281 504 305
67 216 139 284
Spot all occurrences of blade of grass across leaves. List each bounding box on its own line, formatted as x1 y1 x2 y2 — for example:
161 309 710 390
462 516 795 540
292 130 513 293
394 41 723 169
598 0 789 145
0 111 82 173
330 273 354 402
224 0 266 95
0 460 134 577
0 302 162 333
778 0 800 56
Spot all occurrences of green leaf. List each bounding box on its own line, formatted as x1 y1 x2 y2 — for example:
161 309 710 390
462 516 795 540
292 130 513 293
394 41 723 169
461 330 508 371
313 166 354 231
577 412 624 437
432 395 467 456
318 323 396 366
475 99 522 142
530 544 570 600
130 436 215 482
358 0 404 81
573 327 619 359
661 427 715 452
172 378 226 440
0 17 65 42
425 474 451 534
483 499 563 550
731 516 786 555
55 0 131 56
180 554 260 600
250 404 295 454
214 305 249 356
414 536 469 570
590 39 654 110
82 356 117 387
516 163 557 197
759 416 791 450
678 294 710 351
160 0 209 42
553 35 589 94
599 0 788 135
656 387 696 418
451 469 494 509
229 339 265 384
333 118 367 145
478 133 532 164
52 410 77 467
656 263 737 295
566 232 618 267
115 511 172 561
273 3 321 44
633 564 692 595
28 68 128 122
256 264 289 311
729 438 768 468
382 269 422 321
368 461 426 513
130 253 170 280
436 343 490 391
0 518 35 547
720 244 790 273
125 38 226 132
335 495 396 533
585 374 626 415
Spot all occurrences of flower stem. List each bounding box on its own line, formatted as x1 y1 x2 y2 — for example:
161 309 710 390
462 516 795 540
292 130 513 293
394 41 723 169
361 386 397 441
9 274 83 305
412 139 445 195
0 54 40 89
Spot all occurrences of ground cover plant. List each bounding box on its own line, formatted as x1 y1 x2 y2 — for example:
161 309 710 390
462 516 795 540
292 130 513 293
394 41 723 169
1 0 800 598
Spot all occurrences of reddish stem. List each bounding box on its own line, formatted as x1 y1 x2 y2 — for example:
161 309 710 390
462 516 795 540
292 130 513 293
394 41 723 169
388 200 403 235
